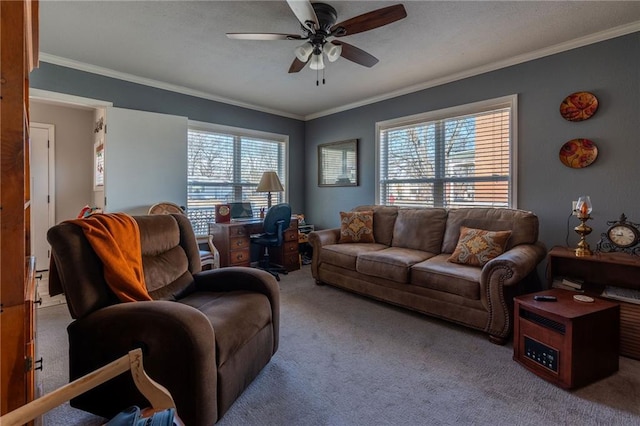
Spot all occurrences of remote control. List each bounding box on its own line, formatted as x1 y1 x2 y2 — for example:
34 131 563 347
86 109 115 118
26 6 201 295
534 295 557 302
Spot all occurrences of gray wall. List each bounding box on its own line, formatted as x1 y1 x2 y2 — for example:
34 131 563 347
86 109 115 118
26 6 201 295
30 32 640 256
30 102 95 222
305 32 640 254
30 63 307 215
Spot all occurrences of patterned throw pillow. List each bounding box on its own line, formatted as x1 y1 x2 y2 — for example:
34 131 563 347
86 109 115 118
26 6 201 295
447 226 512 267
339 211 375 243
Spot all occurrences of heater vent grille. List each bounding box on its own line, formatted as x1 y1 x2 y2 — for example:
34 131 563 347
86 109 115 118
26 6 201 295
521 309 566 334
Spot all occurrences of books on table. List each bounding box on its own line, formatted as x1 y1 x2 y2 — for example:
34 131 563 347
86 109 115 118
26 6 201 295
601 286 640 305
552 277 584 291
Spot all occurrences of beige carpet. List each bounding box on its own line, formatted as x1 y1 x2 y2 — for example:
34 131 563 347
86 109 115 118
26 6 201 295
37 266 640 425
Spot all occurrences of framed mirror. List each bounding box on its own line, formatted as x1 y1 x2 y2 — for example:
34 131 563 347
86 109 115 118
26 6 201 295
318 139 358 187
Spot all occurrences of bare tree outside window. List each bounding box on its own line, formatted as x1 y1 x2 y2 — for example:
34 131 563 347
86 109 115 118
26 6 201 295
378 98 513 208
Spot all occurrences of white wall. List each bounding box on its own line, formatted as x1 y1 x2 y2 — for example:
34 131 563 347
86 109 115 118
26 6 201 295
30 102 94 222
104 107 188 214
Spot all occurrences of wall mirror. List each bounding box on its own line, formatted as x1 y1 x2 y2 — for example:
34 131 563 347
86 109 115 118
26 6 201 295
318 139 358 187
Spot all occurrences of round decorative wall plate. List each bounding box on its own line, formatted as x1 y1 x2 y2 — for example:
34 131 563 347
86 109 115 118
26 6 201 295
559 91 599 122
559 138 598 168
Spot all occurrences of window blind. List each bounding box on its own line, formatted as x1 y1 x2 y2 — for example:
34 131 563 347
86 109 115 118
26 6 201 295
187 128 286 233
378 100 513 208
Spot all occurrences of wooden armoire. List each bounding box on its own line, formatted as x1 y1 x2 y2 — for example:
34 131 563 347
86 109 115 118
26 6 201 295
1 0 40 417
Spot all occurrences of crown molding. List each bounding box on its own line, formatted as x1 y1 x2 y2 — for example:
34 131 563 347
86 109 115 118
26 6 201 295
304 21 640 120
39 21 640 122
38 53 305 121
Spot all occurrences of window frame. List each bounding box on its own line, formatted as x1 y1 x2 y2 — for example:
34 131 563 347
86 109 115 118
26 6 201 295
375 95 518 209
187 120 289 231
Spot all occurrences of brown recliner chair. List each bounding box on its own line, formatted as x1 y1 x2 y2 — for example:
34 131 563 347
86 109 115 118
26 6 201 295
47 213 279 426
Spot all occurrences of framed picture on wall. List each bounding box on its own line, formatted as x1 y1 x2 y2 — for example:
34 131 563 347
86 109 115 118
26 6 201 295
318 139 358 187
94 140 104 190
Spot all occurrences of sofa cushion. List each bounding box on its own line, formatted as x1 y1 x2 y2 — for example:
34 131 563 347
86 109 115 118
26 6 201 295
442 208 539 253
357 247 436 283
447 226 512 267
321 243 388 271
179 291 272 367
411 254 481 300
339 211 375 243
353 205 398 246
392 208 447 253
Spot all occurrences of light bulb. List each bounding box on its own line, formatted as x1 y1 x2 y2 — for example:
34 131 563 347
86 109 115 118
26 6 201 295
326 43 342 62
576 195 592 217
294 43 313 62
309 53 325 70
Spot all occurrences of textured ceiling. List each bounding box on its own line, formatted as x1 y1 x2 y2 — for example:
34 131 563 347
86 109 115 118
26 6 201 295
39 1 640 120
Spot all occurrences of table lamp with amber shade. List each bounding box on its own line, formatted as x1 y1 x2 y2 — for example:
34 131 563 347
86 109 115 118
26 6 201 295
256 171 284 209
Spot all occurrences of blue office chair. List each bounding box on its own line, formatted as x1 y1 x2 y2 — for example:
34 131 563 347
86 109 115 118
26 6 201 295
250 203 292 281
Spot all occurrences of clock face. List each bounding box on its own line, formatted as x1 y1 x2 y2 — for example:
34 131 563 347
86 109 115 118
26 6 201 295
608 225 638 248
219 205 230 216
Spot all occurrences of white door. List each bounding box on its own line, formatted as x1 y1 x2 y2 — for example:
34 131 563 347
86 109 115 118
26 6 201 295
30 123 55 271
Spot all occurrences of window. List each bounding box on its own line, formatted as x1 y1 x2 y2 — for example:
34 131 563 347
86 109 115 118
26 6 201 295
187 122 287 234
376 95 516 209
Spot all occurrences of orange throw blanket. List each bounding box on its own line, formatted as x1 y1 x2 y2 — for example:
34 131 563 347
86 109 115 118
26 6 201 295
69 213 151 302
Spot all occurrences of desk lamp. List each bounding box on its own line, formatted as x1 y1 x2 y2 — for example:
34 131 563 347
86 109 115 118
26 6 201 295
256 171 284 209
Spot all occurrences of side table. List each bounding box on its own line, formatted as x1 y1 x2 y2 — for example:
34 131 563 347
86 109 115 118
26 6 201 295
546 246 640 359
513 288 619 389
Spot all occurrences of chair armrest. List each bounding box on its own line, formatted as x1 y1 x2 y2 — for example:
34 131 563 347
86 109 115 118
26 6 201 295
308 229 340 279
480 241 547 339
196 234 220 269
67 301 217 425
193 267 280 353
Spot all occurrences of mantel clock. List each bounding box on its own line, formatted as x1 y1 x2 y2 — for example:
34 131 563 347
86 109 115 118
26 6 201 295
596 213 640 255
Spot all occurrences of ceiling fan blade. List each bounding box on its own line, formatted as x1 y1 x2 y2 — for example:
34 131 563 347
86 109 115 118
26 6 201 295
331 4 407 37
286 0 319 32
288 57 309 73
226 33 303 41
332 41 379 68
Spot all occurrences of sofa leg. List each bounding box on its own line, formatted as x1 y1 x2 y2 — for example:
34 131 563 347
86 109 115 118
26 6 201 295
315 279 325 286
488 334 508 345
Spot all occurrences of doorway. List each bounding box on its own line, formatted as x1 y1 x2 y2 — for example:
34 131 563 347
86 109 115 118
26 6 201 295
30 122 55 272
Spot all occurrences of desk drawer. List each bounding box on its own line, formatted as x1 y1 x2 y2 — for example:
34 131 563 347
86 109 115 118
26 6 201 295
229 237 249 250
284 230 298 242
229 249 250 266
228 225 249 237
283 241 298 254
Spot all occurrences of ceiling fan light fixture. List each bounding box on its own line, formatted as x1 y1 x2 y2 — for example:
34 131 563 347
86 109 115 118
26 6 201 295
309 52 325 70
326 43 342 62
294 42 314 62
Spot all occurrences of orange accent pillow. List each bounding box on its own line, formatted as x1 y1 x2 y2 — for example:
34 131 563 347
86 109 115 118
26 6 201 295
448 226 512 267
339 211 375 243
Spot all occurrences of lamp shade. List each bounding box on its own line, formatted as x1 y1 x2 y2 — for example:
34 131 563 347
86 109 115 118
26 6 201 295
576 195 592 216
326 43 342 62
309 52 325 70
256 171 284 193
295 42 314 62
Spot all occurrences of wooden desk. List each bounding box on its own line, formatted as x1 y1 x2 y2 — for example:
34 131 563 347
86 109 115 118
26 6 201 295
546 246 640 359
209 218 299 272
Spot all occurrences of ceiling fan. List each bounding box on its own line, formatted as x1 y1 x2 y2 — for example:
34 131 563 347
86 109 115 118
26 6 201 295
226 0 407 78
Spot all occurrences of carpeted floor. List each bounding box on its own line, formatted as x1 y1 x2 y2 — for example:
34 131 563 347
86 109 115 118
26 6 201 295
38 266 640 425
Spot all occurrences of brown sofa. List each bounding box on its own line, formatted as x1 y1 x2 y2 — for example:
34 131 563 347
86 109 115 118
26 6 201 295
47 213 279 426
309 206 546 344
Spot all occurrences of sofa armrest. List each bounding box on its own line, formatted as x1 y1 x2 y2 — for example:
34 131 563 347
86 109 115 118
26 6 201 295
480 241 547 340
67 301 217 425
193 266 280 353
308 229 340 279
